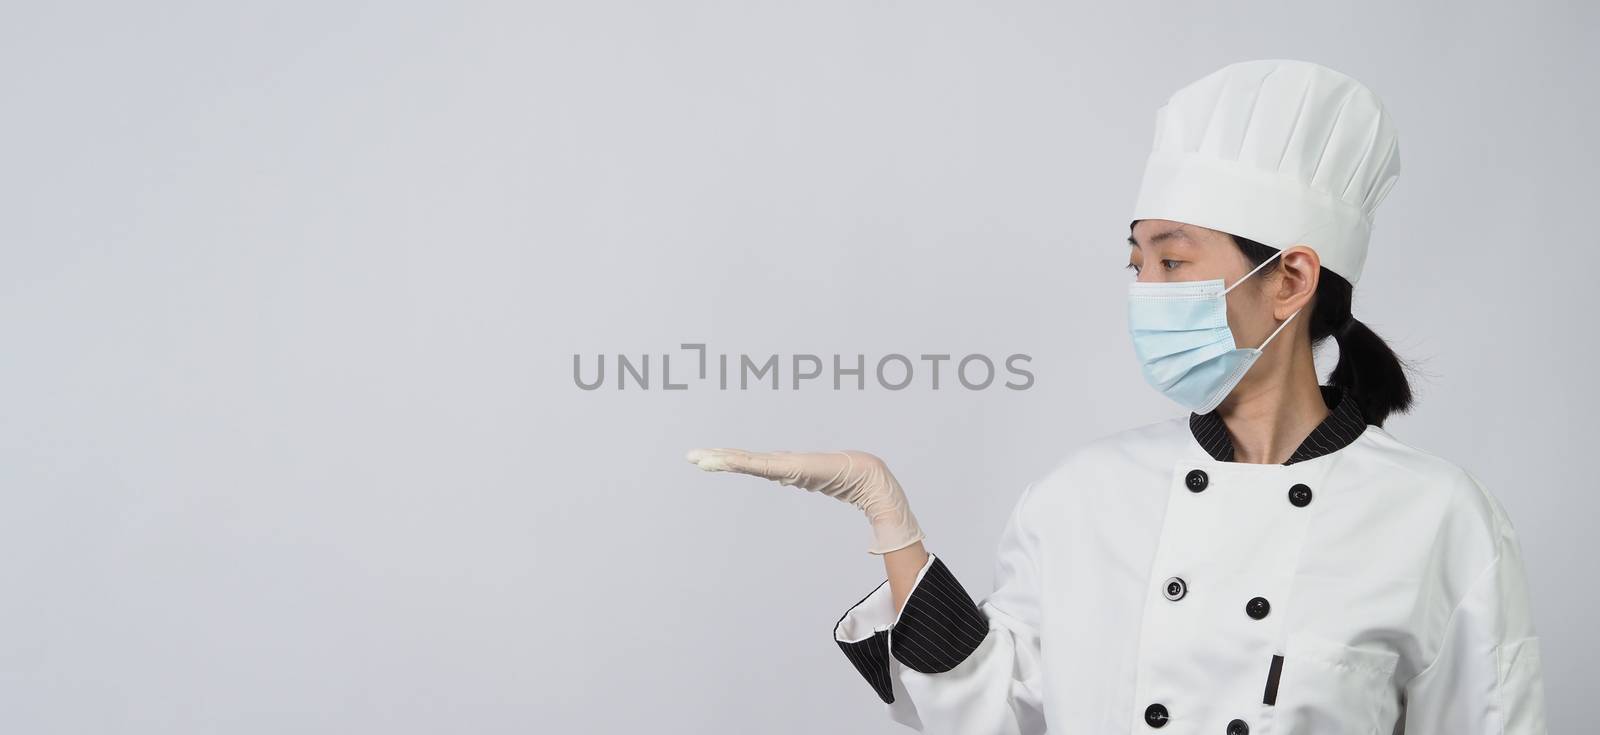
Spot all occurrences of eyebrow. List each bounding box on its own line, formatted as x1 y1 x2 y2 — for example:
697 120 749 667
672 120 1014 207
1127 228 1191 248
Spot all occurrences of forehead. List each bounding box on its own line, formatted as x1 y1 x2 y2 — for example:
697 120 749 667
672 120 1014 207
1129 219 1228 247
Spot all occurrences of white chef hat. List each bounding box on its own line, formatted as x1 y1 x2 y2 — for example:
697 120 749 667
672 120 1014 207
1131 59 1401 285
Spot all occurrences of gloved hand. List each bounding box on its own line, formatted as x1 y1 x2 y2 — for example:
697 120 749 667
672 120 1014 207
685 448 926 555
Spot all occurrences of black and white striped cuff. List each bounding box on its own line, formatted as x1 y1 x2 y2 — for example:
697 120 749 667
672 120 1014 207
833 554 990 703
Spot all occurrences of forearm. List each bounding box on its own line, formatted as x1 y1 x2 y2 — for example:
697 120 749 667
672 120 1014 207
884 540 930 614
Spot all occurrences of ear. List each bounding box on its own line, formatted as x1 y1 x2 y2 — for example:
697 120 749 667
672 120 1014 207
1275 245 1321 319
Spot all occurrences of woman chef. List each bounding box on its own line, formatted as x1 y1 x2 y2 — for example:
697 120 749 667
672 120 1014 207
686 59 1548 734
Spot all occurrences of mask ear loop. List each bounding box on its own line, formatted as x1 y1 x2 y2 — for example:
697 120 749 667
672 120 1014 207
1222 227 1325 351
1219 246 1302 350
1254 306 1303 350
1223 247 1287 295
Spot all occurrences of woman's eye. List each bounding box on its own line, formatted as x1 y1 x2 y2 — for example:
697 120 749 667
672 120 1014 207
1161 259 1182 271
1125 262 1140 275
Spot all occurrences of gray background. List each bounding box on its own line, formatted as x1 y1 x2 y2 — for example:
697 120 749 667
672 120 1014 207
1 1 1593 732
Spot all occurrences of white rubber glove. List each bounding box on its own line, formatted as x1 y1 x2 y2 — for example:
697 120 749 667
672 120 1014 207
685 448 926 555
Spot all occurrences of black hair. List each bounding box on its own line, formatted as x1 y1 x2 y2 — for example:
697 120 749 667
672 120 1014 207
1228 233 1415 427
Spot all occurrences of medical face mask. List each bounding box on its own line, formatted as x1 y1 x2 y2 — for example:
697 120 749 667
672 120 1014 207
1126 249 1303 414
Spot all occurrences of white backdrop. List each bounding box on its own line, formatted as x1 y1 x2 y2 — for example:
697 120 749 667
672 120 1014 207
1 2 1593 733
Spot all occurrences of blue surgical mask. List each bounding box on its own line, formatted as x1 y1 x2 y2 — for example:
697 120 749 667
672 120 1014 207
1127 249 1302 414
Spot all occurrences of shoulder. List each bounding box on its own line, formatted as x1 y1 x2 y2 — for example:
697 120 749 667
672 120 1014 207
1051 414 1191 471
1353 425 1520 561
1021 416 1194 505
1356 429 1542 664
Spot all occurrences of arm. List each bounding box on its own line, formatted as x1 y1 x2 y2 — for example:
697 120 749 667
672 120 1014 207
1399 491 1547 734
686 447 1048 733
885 541 931 615
834 482 1048 734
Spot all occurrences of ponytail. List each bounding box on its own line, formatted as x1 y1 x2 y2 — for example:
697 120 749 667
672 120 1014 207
1328 316 1414 426
1230 235 1417 426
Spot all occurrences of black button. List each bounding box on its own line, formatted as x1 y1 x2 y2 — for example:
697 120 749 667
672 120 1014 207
1288 483 1313 507
1144 703 1169 728
1163 576 1187 601
1185 469 1209 492
1227 718 1249 735
1246 596 1271 620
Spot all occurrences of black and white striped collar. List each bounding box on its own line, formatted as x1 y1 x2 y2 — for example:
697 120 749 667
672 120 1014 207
1189 384 1369 465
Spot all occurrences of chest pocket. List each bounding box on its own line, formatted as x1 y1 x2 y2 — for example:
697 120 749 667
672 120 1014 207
1272 633 1401 735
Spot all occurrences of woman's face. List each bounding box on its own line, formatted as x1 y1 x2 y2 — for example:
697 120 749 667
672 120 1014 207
1127 218 1305 355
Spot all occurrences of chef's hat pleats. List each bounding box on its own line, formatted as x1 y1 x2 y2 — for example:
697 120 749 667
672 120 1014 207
1132 59 1402 285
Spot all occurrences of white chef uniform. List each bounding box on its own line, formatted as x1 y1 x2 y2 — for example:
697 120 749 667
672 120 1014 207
833 385 1546 734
